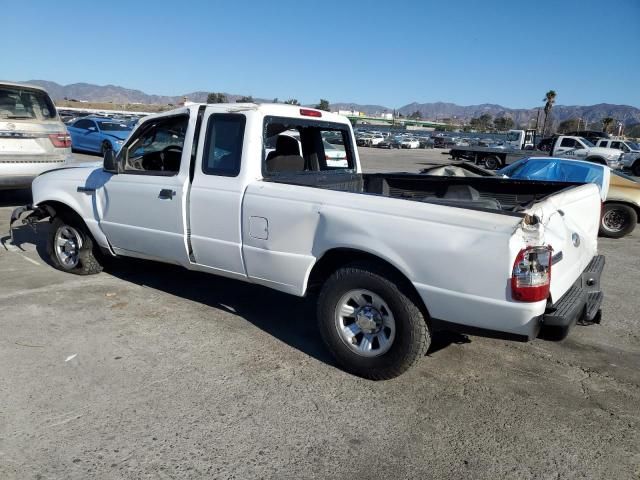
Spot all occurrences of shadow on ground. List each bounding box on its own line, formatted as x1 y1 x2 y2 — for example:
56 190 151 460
103 257 473 368
2 215 475 370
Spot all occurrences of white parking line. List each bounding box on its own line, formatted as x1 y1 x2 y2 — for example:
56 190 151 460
20 254 41 266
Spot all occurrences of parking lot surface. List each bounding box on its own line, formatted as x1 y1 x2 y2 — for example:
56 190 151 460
1 149 639 479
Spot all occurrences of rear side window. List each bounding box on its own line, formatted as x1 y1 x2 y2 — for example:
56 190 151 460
560 138 577 148
263 116 355 175
202 114 246 177
0 85 57 120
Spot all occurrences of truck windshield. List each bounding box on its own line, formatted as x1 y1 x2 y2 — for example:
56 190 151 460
505 131 520 141
579 137 595 148
98 121 131 132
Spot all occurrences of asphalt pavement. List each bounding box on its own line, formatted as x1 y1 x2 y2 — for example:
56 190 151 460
0 148 638 479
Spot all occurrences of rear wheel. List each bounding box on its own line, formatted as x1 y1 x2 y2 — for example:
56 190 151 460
599 203 637 238
317 261 431 380
47 214 104 275
484 155 501 170
632 161 640 177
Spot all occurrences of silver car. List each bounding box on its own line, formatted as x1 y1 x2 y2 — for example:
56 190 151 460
0 82 72 189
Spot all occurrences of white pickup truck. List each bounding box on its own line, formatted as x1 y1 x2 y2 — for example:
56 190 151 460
452 131 623 170
10 104 605 379
596 138 640 176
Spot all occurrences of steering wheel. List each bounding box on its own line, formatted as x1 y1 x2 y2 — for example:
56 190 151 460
158 145 183 171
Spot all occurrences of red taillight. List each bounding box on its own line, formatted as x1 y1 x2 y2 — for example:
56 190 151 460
300 108 322 117
511 246 552 302
48 132 71 148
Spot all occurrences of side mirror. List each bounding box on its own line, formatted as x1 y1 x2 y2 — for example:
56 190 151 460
87 126 97 132
103 149 118 174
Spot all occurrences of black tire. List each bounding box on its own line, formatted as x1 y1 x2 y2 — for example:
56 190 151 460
484 155 501 170
632 161 640 177
47 214 104 275
317 261 431 380
101 141 112 156
599 203 637 238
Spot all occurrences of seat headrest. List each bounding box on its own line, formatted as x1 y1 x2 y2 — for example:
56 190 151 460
276 135 300 156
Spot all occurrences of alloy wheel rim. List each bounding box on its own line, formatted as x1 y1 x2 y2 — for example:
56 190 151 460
603 210 628 232
54 225 83 269
334 289 396 357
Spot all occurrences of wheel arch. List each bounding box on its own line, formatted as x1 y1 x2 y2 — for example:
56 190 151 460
36 198 111 251
306 247 431 321
603 199 640 218
585 156 607 165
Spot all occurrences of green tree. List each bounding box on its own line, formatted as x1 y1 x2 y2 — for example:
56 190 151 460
236 95 254 103
557 118 581 133
409 110 421 120
601 117 615 133
314 99 330 111
284 98 300 105
493 116 515 131
469 114 493 131
272 98 279 103
625 123 640 138
541 90 557 135
207 92 228 104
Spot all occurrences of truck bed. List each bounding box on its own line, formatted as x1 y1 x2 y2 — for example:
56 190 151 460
265 172 579 214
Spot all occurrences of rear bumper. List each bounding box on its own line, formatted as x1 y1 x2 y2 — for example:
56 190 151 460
0 157 70 188
542 255 605 332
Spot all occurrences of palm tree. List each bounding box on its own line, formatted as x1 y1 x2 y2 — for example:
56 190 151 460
541 90 557 136
601 117 614 134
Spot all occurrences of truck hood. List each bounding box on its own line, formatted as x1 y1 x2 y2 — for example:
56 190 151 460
32 163 108 196
588 147 622 158
103 131 130 141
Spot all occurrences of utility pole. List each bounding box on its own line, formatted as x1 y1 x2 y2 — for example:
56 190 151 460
535 108 541 135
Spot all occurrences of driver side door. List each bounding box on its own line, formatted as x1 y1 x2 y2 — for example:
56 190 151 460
98 113 191 264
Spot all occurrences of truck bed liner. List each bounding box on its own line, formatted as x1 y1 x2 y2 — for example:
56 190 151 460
265 172 580 214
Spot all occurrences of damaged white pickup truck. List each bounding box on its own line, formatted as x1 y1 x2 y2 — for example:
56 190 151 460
11 104 605 379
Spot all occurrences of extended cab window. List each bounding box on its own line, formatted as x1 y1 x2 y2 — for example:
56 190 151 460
560 138 577 148
122 115 188 175
263 116 355 174
202 113 246 177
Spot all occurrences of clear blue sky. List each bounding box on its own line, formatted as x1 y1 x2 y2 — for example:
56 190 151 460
2 0 639 108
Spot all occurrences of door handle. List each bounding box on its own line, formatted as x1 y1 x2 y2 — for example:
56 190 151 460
158 189 176 199
77 186 95 194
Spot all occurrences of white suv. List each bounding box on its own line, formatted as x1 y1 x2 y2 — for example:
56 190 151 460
0 82 72 189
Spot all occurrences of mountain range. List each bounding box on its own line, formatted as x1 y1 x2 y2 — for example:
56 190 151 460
11 80 640 127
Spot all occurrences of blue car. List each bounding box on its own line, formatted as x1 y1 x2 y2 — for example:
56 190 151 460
68 117 132 155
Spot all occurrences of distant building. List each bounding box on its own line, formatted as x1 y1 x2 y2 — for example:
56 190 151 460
337 109 362 117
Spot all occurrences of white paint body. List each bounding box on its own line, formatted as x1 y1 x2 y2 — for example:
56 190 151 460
30 104 602 339
552 136 622 168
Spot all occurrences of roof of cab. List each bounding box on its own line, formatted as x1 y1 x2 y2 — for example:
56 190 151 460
148 103 350 125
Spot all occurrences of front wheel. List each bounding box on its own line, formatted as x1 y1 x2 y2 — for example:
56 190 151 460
47 215 104 274
632 161 640 177
317 262 431 380
599 203 637 238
